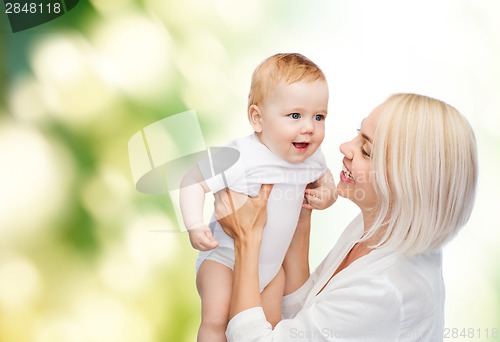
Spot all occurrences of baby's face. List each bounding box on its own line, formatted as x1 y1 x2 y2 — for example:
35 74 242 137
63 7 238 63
256 80 328 163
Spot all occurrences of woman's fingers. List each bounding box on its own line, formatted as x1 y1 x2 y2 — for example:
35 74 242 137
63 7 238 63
214 188 248 220
226 187 236 210
257 184 273 201
214 184 273 240
215 185 272 219
214 189 233 220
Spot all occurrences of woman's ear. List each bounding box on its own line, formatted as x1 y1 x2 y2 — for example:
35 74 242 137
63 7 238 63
248 105 263 133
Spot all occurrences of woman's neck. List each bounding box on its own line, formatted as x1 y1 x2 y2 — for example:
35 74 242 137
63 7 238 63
360 208 377 232
360 208 387 247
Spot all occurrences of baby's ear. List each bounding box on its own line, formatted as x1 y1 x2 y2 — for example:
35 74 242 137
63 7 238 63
248 105 263 133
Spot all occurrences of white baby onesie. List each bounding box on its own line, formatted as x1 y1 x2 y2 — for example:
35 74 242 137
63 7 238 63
196 133 326 291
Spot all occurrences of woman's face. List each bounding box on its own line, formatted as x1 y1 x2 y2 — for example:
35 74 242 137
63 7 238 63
337 105 381 212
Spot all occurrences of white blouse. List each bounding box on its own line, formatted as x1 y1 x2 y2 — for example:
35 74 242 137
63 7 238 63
226 214 445 341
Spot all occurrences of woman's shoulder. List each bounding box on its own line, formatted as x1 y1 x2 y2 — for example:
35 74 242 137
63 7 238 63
380 251 445 315
385 251 443 288
308 250 444 339
330 250 444 304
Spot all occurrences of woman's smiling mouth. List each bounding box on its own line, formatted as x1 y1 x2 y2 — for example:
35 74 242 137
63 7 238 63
341 163 355 182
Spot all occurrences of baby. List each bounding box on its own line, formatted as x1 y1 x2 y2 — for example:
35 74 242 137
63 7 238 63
180 53 336 341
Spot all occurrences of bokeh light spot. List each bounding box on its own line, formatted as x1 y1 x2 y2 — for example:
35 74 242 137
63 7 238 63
0 123 72 243
0 255 42 310
91 14 172 100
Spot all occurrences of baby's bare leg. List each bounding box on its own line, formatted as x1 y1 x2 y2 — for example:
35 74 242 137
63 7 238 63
196 260 233 342
260 266 285 328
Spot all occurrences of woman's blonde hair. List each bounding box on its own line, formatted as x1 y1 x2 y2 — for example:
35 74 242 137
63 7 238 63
365 93 478 255
248 53 325 109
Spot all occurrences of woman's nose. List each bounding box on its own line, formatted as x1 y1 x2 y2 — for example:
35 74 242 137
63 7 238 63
339 141 353 159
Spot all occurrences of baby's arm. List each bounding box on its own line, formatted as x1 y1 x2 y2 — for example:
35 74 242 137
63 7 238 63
302 168 337 210
180 165 219 251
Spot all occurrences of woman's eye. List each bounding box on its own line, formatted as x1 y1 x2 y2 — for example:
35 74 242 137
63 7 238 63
361 146 371 157
289 113 301 119
315 114 325 121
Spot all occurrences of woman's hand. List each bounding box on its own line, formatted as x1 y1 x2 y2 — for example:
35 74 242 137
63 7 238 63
214 184 273 243
214 184 274 320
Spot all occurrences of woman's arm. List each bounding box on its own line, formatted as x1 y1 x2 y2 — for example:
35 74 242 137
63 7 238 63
214 184 273 319
216 188 405 341
283 169 336 295
226 276 403 342
282 207 312 295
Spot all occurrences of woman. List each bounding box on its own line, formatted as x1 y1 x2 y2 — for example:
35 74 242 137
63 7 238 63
214 93 478 341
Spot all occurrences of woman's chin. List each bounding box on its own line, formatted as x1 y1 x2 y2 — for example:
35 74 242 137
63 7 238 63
336 188 348 199
335 188 359 205
336 181 349 195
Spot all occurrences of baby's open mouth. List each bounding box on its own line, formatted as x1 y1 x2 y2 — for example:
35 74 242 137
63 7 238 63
293 142 309 149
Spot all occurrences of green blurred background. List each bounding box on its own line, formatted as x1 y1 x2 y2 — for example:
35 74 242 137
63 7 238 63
1 0 499 341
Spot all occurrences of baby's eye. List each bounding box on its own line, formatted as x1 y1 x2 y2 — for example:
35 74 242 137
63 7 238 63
315 114 325 121
289 113 301 119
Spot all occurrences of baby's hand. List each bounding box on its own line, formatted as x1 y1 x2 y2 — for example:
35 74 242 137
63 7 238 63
187 225 219 251
303 168 337 210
